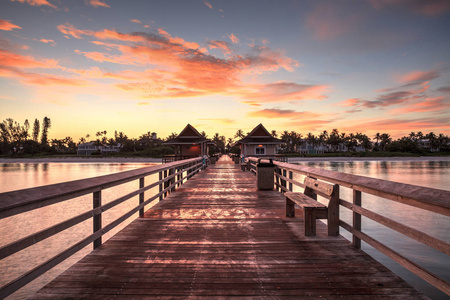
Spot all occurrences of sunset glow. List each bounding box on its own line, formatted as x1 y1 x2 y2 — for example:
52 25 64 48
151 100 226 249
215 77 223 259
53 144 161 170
1 0 449 140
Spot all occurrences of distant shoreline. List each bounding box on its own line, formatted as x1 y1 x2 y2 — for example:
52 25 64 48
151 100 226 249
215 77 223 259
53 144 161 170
0 156 449 164
287 156 450 162
0 157 162 164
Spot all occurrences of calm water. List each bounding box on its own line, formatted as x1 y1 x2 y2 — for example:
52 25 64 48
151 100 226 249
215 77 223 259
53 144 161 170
292 159 450 300
0 160 449 299
0 162 160 300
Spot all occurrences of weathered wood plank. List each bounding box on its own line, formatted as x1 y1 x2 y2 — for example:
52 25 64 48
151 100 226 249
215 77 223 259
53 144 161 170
33 155 426 299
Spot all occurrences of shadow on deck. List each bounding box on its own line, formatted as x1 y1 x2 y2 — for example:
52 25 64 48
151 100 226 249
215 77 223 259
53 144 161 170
33 155 426 299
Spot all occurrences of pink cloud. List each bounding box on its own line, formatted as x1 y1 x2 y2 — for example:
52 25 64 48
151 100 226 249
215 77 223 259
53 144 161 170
370 0 450 16
85 0 110 8
337 98 362 107
242 82 329 104
397 69 441 86
391 97 450 114
0 19 21 31
341 117 449 136
54 24 310 101
227 33 239 44
248 108 320 119
306 3 362 40
208 40 232 54
203 0 213 9
38 38 56 46
241 46 300 73
0 49 59 69
10 0 57 9
131 19 142 24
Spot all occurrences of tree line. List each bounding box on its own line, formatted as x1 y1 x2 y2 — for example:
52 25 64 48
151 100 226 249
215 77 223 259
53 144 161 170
226 128 450 154
1 117 449 156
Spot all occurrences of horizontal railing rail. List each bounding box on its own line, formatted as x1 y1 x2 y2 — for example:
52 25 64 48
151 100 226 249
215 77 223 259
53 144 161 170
0 157 204 299
248 157 450 295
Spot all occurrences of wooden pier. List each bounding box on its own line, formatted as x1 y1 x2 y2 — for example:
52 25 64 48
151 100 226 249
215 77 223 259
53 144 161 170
32 156 427 299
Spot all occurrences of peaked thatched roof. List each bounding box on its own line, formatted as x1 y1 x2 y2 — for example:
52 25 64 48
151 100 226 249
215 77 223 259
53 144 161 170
164 124 213 145
236 124 284 145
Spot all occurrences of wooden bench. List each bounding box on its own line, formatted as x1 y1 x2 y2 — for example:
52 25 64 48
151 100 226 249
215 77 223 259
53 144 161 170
240 160 249 171
285 177 339 236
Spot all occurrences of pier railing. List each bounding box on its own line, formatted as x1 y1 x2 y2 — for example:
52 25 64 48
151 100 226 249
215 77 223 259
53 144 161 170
248 157 450 295
0 157 204 299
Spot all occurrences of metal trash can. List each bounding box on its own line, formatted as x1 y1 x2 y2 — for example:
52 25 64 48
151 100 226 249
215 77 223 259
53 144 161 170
234 155 240 164
210 156 216 164
257 158 275 190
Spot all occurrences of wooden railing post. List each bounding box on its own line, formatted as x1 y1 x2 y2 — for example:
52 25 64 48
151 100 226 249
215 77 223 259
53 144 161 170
328 184 340 236
169 168 176 193
288 171 293 192
282 169 287 192
159 171 163 201
275 167 281 191
93 191 102 249
139 177 144 217
353 190 362 249
163 170 168 197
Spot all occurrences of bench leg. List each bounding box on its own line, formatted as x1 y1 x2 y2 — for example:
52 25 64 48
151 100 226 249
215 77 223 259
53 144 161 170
286 199 295 217
304 208 316 236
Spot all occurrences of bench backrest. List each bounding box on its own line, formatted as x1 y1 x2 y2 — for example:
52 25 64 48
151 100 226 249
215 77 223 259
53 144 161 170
304 177 336 200
304 176 340 236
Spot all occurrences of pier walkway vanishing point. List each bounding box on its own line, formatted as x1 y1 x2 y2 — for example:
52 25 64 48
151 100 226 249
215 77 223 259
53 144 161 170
32 155 427 299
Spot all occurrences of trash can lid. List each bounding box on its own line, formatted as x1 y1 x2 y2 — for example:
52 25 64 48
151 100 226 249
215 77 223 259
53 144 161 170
257 158 274 167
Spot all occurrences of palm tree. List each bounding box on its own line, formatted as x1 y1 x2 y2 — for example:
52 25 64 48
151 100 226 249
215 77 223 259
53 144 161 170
379 133 392 151
306 132 316 150
374 132 381 147
234 129 245 140
329 129 340 152
271 130 278 138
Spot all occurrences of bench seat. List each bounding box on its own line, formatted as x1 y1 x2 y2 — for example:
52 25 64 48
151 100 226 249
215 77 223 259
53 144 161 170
285 192 328 236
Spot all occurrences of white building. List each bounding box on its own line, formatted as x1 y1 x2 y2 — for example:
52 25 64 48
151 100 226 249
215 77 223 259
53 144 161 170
77 142 122 156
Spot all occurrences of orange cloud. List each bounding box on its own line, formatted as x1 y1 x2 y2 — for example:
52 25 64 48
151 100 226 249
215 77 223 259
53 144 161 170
0 49 59 69
0 19 21 31
38 38 56 46
131 19 142 24
242 82 329 104
85 0 110 8
242 46 300 73
54 24 314 103
10 0 57 9
227 33 239 44
203 0 213 9
208 40 232 54
248 108 320 119
199 119 235 125
337 98 362 107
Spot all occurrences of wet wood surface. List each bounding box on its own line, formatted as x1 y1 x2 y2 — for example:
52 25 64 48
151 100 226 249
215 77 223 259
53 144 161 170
33 156 426 299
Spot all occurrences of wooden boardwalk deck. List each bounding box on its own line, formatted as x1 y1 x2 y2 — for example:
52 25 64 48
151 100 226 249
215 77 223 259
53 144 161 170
33 156 426 299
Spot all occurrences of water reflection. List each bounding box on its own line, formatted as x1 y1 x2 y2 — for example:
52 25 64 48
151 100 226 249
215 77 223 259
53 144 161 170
294 159 450 299
0 162 158 299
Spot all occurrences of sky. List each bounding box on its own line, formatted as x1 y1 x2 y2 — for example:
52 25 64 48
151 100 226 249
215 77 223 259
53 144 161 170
1 0 450 141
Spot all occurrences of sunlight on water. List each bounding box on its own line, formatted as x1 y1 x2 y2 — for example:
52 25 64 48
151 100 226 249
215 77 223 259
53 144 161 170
0 160 449 299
